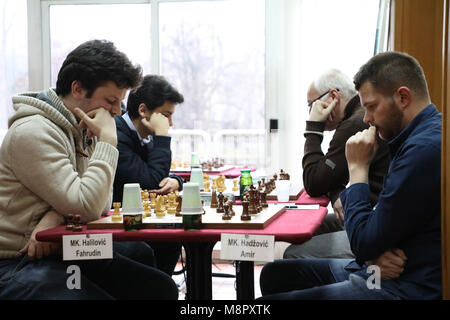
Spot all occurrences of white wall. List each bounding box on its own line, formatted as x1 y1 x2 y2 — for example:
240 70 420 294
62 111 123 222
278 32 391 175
265 0 380 185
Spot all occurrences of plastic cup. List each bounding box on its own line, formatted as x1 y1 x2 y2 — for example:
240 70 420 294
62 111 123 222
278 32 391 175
275 180 291 202
122 183 143 213
190 167 205 190
181 183 203 214
181 182 204 230
191 152 200 168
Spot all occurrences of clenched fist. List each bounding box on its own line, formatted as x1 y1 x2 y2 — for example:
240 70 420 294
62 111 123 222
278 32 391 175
345 126 379 185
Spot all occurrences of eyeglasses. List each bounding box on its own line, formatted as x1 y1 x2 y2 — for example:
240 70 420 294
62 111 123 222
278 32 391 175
307 88 340 108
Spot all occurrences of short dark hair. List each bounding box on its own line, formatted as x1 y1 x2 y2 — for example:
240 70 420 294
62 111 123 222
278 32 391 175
127 75 184 119
56 40 143 97
354 51 429 100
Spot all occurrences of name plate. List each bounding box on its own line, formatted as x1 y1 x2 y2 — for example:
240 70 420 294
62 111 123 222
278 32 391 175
62 233 113 261
220 233 275 262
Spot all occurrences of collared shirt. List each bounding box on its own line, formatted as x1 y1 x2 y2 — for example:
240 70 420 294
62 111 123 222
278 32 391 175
122 112 153 147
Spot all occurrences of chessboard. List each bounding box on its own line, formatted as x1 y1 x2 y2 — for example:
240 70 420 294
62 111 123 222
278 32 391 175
86 203 286 230
183 176 240 199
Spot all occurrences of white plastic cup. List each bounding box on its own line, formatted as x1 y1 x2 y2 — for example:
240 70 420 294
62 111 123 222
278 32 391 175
275 180 291 202
181 182 203 215
191 152 200 168
122 183 143 213
190 167 205 190
181 182 203 230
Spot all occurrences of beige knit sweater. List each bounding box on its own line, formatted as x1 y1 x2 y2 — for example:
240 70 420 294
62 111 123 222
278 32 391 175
0 89 118 259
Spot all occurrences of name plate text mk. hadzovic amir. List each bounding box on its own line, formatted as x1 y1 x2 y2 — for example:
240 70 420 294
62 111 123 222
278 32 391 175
62 233 113 261
220 233 275 262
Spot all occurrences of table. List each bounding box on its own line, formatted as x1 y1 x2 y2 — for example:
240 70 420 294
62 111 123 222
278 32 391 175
36 191 328 300
171 166 257 180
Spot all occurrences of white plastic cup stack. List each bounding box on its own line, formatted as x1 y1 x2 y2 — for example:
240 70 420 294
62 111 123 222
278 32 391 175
181 183 203 215
190 167 205 190
181 182 203 230
191 152 200 168
121 183 143 214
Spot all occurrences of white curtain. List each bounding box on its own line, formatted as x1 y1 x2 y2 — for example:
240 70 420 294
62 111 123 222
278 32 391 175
265 0 382 186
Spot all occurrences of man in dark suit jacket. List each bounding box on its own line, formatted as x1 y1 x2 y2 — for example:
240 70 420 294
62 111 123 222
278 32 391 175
113 75 185 276
113 75 184 203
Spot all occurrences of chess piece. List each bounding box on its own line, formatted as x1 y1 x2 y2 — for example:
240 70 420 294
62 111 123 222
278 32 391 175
232 179 239 192
143 190 149 203
175 195 182 217
222 202 232 220
256 190 262 213
167 192 177 214
112 202 122 221
150 192 157 209
218 176 226 192
72 214 82 232
155 196 166 217
261 191 269 208
204 180 211 193
264 182 271 195
210 189 218 208
65 214 74 230
216 192 225 213
143 201 151 217
241 196 251 221
228 200 235 216
161 195 168 210
248 187 257 215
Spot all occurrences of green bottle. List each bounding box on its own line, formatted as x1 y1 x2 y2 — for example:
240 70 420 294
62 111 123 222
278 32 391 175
239 169 252 199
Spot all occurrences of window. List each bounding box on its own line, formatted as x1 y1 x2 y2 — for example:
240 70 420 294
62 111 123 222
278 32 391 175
159 0 265 166
49 3 151 87
26 0 384 178
0 0 28 130
159 0 265 132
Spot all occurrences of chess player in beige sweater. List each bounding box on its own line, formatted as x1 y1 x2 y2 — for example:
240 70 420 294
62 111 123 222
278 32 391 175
0 87 119 259
0 40 178 299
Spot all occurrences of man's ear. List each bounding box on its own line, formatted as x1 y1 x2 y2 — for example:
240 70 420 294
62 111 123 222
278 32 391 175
138 103 150 118
395 86 412 110
71 81 86 100
329 88 340 100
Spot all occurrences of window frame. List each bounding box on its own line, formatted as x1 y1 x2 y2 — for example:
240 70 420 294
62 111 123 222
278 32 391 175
27 0 275 165
29 0 373 180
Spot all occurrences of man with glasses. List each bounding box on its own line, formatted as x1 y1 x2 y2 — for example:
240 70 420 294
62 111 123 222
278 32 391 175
284 69 390 260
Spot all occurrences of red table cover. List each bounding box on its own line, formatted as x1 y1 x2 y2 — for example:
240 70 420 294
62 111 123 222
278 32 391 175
36 207 328 245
